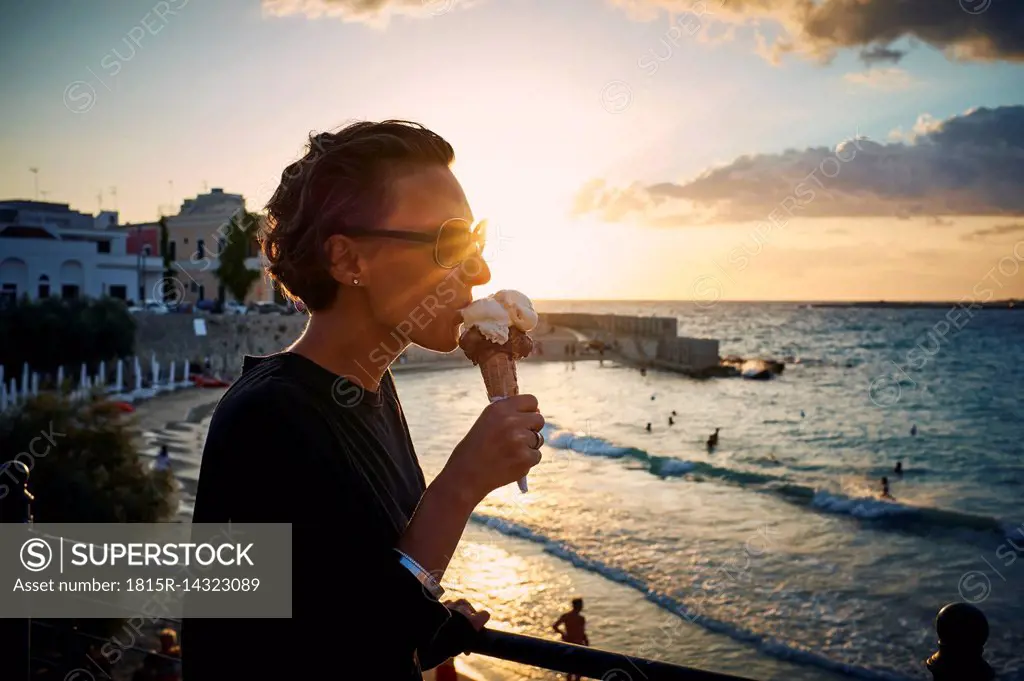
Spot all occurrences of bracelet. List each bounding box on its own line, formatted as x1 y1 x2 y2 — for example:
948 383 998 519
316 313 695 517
395 549 445 600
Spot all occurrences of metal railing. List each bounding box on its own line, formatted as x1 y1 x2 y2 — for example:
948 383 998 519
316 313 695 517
1 460 998 681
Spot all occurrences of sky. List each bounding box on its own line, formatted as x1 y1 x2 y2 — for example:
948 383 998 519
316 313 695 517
1 0 1023 301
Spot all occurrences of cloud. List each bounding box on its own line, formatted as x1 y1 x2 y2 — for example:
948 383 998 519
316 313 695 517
260 1 1024 65
962 223 1024 241
573 106 1024 226
261 0 465 25
618 0 1024 65
843 67 915 91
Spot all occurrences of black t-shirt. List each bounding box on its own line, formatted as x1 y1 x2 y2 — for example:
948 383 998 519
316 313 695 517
181 352 458 680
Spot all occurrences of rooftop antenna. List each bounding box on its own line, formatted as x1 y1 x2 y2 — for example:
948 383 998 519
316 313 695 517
96 190 104 213
29 167 39 200
109 186 118 212
202 180 208 193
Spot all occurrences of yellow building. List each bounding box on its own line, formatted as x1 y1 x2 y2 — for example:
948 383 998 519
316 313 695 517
164 189 273 305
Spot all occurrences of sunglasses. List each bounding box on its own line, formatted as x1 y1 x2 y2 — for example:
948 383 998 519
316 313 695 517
344 218 487 269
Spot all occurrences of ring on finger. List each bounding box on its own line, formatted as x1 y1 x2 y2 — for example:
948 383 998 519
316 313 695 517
532 430 544 449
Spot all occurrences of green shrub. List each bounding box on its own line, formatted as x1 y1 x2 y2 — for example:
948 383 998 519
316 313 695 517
0 393 175 523
0 296 135 379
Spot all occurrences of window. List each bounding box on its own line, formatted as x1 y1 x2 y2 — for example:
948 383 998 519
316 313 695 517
197 239 205 258
1 283 17 304
169 241 176 259
61 284 80 299
184 237 189 244
38 275 50 299
97 240 111 253
109 285 127 300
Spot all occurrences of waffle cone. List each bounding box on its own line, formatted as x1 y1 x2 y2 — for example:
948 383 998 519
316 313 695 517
480 354 519 399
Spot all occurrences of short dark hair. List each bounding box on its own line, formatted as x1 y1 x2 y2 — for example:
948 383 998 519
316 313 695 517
572 597 584 610
261 120 455 311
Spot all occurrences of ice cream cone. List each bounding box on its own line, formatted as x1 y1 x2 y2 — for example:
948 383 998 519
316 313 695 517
459 290 539 494
479 355 529 492
480 354 519 399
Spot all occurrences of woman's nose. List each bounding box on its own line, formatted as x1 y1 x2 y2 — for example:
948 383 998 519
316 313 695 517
459 254 491 286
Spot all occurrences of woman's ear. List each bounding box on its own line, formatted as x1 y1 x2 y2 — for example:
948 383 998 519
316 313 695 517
324 234 366 286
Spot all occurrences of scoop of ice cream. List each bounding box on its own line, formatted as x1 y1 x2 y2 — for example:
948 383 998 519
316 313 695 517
459 297 511 345
494 289 538 332
459 326 535 365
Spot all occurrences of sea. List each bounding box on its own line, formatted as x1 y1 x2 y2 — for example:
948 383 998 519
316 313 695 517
158 301 1024 680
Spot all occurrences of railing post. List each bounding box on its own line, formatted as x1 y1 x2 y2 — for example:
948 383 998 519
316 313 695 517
926 603 995 681
1 461 34 681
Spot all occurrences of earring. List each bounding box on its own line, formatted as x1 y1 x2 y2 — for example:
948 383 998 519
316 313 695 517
352 278 360 285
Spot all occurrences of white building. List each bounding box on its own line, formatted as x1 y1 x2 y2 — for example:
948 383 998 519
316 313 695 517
0 200 163 303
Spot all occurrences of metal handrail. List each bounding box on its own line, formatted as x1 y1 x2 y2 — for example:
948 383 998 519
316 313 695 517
467 629 758 680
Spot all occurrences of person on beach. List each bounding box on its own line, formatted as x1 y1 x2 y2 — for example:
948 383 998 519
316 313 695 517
154 445 171 472
894 461 903 476
880 476 893 499
553 597 589 681
183 121 544 681
706 427 720 451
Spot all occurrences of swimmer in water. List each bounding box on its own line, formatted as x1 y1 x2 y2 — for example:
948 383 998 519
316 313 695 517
706 427 720 451
668 416 674 426
910 424 917 436
880 476 892 500
646 422 652 432
894 461 903 476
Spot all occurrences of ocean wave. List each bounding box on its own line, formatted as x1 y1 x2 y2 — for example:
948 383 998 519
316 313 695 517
768 484 1008 536
542 421 1010 539
470 513 911 681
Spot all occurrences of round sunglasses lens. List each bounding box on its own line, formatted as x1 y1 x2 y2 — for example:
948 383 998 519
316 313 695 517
437 219 481 267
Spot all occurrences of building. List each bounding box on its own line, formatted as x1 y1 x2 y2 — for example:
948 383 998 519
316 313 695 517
0 200 163 304
164 188 271 304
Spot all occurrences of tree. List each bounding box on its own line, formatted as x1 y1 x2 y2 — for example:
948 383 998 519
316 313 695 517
215 210 262 303
0 393 176 523
0 296 135 379
1 393 178 661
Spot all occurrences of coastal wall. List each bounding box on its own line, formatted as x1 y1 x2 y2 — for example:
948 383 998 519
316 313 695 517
541 313 678 339
131 312 718 375
538 312 720 373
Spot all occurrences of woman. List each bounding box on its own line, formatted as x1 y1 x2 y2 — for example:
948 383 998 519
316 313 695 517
182 121 545 680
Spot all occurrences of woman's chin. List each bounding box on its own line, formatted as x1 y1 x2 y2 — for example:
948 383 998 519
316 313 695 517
409 331 460 354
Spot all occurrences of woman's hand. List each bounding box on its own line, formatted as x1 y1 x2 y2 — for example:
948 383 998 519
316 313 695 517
444 599 489 658
445 598 490 629
439 394 544 505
